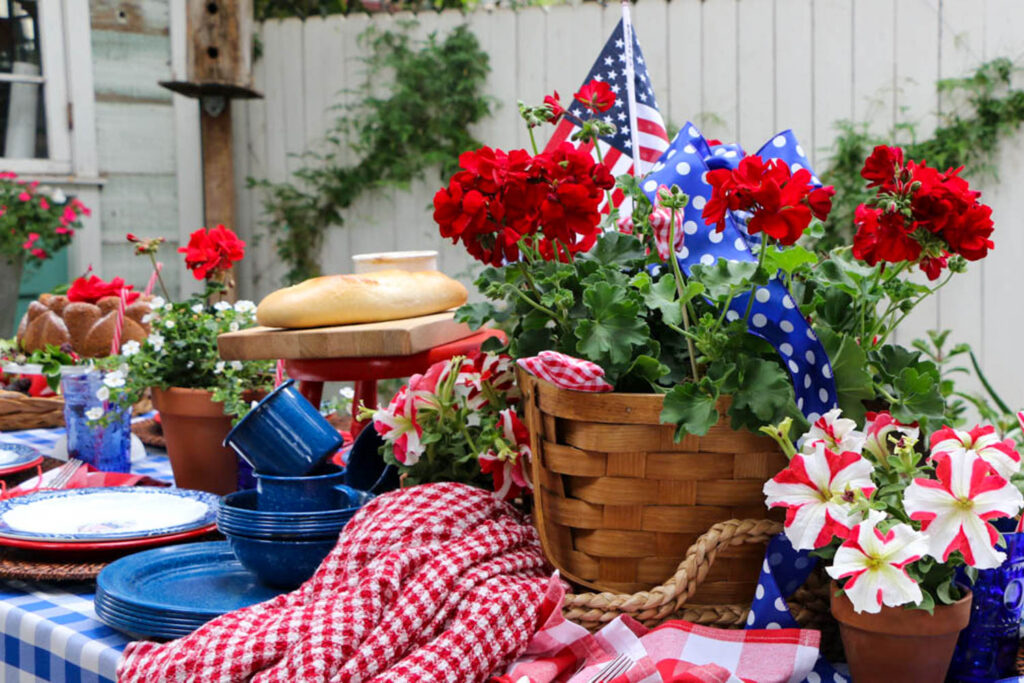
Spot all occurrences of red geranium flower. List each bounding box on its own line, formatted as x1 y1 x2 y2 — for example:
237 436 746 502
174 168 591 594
543 91 565 124
178 224 246 280
67 275 141 304
861 145 904 188
574 80 616 114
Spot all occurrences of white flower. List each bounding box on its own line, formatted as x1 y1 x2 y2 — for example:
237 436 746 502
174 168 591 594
904 449 1024 569
826 511 929 614
214 361 226 375
148 332 165 352
338 387 355 400
230 360 243 371
800 408 865 454
85 407 104 421
150 296 166 310
191 303 205 314
121 340 141 357
52 189 67 204
234 300 256 314
214 301 232 312
141 313 153 324
103 371 126 388
95 386 110 401
164 320 176 329
229 321 240 332
929 424 1021 480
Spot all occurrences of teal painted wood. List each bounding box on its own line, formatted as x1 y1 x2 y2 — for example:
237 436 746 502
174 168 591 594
16 250 69 325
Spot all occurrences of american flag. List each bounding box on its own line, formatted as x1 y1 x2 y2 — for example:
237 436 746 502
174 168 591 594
545 18 670 208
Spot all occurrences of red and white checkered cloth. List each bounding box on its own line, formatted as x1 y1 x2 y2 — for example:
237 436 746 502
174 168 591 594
118 483 553 683
494 582 820 683
516 351 614 392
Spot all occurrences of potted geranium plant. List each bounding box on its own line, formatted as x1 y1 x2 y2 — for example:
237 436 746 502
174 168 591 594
0 174 89 337
760 410 1024 682
94 227 274 495
428 78 998 598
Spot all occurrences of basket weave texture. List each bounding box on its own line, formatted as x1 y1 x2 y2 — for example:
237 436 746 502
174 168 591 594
0 390 153 431
518 368 788 601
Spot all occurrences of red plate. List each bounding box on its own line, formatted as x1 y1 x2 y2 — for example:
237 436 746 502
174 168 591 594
0 455 43 477
0 523 218 552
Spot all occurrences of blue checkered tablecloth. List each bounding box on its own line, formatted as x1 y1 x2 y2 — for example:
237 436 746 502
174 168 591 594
0 422 176 682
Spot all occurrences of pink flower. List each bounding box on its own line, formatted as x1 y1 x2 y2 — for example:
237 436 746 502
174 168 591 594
56 226 72 235
71 198 91 217
0 171 16 179
372 386 425 466
826 511 928 614
30 248 47 259
863 411 919 463
904 450 1024 568
648 206 684 260
21 232 39 249
763 442 876 550
478 409 533 501
62 206 76 223
39 197 49 210
929 424 1021 480
453 352 518 411
801 408 865 454
17 191 30 202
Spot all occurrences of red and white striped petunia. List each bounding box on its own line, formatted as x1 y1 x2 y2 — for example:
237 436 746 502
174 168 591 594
929 424 1022 480
763 442 876 550
904 449 1024 569
478 409 533 501
826 511 929 614
863 411 919 463
800 408 866 455
373 385 426 466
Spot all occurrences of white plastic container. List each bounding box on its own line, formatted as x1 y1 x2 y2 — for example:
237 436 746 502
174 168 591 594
352 250 439 274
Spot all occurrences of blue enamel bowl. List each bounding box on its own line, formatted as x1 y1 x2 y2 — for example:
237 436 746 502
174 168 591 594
255 464 347 513
223 380 344 477
217 488 373 537
223 532 336 589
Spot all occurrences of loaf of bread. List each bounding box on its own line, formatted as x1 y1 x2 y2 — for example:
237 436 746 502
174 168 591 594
256 270 468 329
17 293 152 358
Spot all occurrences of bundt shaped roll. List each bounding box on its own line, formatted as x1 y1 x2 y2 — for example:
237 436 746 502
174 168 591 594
16 293 152 358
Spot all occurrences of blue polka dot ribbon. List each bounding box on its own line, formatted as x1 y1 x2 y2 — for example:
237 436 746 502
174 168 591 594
640 123 838 423
749 535 850 682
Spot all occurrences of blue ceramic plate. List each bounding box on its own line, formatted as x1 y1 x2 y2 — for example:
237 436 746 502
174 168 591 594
97 542 283 618
0 443 43 476
94 596 203 640
0 487 219 543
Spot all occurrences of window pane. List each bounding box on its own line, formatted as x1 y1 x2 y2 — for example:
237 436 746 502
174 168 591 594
0 1 45 158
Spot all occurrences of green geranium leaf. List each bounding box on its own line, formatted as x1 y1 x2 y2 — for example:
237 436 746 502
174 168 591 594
661 382 720 438
632 272 682 327
455 301 504 330
764 245 818 278
730 357 797 428
818 327 874 425
617 354 670 392
575 282 649 369
690 259 758 302
582 231 646 265
891 367 946 428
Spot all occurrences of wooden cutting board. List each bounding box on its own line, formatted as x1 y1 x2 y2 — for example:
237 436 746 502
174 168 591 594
216 310 475 360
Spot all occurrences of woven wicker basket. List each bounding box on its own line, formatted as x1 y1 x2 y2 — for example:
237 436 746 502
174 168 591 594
518 368 788 602
0 390 153 431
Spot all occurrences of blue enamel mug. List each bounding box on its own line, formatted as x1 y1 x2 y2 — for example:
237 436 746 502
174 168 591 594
224 380 344 476
255 464 347 512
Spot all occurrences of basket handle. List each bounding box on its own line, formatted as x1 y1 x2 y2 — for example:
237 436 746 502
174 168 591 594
562 518 783 627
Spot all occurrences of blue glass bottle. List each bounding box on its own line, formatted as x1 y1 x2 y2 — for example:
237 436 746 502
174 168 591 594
61 372 132 473
948 519 1024 682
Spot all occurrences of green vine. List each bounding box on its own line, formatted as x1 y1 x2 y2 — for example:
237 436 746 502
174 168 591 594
818 57 1024 249
251 23 493 283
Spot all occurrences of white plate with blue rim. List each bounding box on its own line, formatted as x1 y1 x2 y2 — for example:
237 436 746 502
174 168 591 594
0 444 44 476
0 487 219 543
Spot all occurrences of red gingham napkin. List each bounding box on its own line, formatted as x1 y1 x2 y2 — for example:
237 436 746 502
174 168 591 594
516 351 614 392
494 582 819 683
118 483 554 683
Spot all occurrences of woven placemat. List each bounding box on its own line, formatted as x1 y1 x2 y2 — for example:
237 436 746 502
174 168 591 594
0 548 111 582
132 418 165 449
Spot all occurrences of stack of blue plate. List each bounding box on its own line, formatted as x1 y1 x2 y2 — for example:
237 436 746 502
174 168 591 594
95 542 283 639
217 487 373 589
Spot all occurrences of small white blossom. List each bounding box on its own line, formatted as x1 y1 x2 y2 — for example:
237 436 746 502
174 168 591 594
96 386 110 401
52 189 67 204
339 387 355 400
164 320 176 329
214 361 226 374
234 300 256 314
214 301 232 312
229 321 240 332
141 313 153 324
121 340 141 356
191 303 205 314
230 360 243 371
148 332 165 352
103 371 126 388
150 296 166 309
85 406 104 421
186 361 194 369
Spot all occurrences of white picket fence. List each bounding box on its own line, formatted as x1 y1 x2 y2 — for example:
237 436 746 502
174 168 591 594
233 0 1024 410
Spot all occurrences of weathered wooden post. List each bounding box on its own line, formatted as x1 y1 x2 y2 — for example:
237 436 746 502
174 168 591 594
161 0 262 298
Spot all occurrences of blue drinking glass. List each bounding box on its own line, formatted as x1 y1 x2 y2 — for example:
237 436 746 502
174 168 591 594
61 371 132 473
948 520 1024 682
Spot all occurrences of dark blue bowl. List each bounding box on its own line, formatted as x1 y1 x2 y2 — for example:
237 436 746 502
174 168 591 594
224 380 344 477
218 488 373 535
255 464 347 513
224 531 337 589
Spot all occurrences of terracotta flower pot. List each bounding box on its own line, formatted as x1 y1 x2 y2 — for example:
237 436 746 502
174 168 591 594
150 386 240 496
831 582 973 683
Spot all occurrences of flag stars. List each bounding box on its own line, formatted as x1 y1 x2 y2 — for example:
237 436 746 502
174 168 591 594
615 38 624 48
604 56 614 66
617 111 626 121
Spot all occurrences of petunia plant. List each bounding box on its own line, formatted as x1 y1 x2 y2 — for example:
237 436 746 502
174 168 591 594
0 173 88 267
761 409 1024 614
358 352 530 500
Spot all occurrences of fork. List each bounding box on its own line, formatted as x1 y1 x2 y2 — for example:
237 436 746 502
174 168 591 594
48 458 84 489
588 653 635 682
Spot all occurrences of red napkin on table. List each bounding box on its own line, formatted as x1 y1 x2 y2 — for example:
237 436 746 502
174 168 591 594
118 482 553 683
516 351 614 392
7 462 168 498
